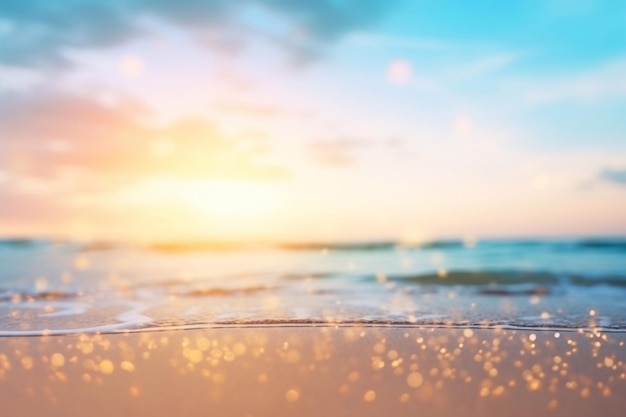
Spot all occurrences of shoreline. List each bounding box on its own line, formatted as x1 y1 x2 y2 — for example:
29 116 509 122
1 326 625 416
2 320 626 338
139 321 626 333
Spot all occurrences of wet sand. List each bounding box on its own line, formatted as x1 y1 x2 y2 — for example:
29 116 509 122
1 326 625 416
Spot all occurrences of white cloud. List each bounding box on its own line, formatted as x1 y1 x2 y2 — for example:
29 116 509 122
446 53 518 82
0 65 44 91
523 57 626 104
347 33 450 51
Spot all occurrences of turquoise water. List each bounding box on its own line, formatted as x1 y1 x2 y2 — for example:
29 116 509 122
1 238 626 335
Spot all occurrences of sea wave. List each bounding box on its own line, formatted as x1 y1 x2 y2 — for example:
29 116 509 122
576 239 626 250
1 237 625 337
3 237 626 253
380 270 626 288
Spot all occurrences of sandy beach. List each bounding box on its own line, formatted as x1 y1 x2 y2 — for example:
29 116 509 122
1 325 625 417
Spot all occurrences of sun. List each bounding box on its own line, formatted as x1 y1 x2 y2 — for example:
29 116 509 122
107 177 287 241
182 179 282 220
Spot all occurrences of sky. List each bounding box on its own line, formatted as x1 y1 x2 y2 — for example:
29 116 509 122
1 0 626 242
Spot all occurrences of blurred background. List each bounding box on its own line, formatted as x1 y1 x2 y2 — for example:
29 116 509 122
1 0 626 243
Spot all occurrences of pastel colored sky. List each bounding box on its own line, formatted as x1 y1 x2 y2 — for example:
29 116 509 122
1 0 626 242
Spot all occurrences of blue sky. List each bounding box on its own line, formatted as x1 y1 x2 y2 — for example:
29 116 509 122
1 0 625 241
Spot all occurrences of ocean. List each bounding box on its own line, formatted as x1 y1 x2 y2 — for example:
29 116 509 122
1 238 626 335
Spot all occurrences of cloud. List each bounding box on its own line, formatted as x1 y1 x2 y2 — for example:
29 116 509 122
0 186 73 231
523 57 626 104
0 90 146 143
260 0 395 44
0 64 44 91
0 90 146 179
0 2 140 68
600 169 626 186
142 118 288 180
308 138 373 166
214 99 311 118
447 53 518 82
347 33 450 51
0 89 288 192
214 100 287 118
0 0 396 68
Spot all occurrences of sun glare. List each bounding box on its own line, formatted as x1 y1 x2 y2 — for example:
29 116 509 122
181 180 282 219
111 178 286 240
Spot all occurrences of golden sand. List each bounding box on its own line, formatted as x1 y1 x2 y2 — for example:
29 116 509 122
1 326 625 416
